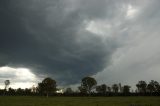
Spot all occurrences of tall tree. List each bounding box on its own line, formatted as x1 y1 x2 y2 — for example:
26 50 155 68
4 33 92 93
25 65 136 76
147 83 154 94
147 80 160 94
107 86 111 92
80 76 97 94
4 80 10 90
122 85 130 94
8 88 15 95
16 88 24 95
78 86 87 94
136 80 147 93
96 84 107 94
136 83 141 93
153 81 160 92
37 77 56 97
4 80 10 95
24 88 32 95
112 84 119 93
65 88 73 94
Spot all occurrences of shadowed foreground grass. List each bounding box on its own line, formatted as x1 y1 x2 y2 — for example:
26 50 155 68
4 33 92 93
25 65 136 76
0 96 160 106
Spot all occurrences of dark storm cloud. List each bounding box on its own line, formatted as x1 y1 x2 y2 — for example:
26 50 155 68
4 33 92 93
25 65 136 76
0 0 118 85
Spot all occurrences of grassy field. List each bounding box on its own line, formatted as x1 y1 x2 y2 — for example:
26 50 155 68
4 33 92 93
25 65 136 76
0 96 160 106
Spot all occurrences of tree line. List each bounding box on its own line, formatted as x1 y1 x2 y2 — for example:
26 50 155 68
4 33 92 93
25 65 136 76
1 77 160 97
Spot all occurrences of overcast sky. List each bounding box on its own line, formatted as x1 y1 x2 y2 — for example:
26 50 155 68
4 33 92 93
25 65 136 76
0 0 160 89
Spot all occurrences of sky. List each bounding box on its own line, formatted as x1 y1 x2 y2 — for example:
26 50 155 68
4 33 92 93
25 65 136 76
0 0 160 90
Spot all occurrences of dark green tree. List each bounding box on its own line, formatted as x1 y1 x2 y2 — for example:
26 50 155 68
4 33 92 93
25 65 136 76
156 85 160 93
147 80 160 94
147 83 154 94
136 83 140 93
78 86 87 94
65 87 73 94
107 86 111 92
96 84 107 94
153 81 160 92
24 88 32 95
8 88 15 95
80 76 97 94
122 85 130 94
16 88 24 95
37 77 56 97
136 80 147 93
112 84 119 93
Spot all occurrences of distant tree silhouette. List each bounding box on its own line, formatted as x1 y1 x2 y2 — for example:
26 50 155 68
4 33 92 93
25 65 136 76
8 87 15 95
4 80 10 90
24 88 32 95
65 88 73 94
79 76 97 94
136 83 140 93
4 80 10 95
78 86 87 94
154 81 160 93
147 83 154 94
122 85 130 94
147 80 160 94
37 77 56 97
157 85 160 93
96 84 107 94
16 88 24 95
112 84 119 93
107 86 111 92
1 77 160 96
136 81 147 93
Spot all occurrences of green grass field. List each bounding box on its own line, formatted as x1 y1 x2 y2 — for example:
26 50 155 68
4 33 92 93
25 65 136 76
0 96 160 106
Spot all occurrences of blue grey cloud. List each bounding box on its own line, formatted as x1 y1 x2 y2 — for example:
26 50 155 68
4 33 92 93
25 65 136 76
1 0 160 88
0 0 118 85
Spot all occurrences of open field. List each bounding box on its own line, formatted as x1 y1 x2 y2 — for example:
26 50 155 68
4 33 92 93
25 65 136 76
0 96 160 106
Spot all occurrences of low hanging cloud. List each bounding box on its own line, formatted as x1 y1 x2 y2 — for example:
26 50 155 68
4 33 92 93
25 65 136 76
0 0 160 88
0 0 119 85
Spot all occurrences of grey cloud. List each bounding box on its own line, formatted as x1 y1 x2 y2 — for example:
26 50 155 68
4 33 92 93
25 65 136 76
0 0 118 85
95 0 160 89
2 0 159 88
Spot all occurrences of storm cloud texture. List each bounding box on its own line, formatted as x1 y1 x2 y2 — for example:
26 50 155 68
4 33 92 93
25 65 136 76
0 0 160 88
